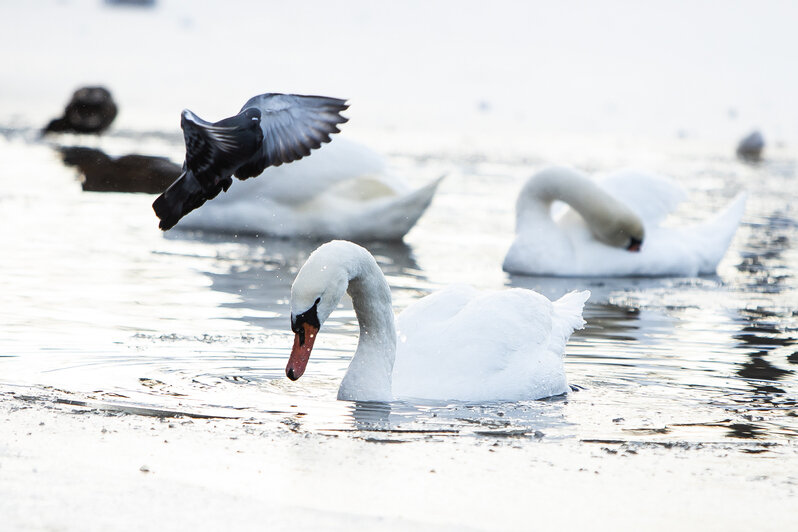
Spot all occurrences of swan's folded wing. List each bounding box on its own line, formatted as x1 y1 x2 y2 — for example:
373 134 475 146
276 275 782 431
394 287 569 401
398 289 548 375
244 138 391 204
234 93 349 179
598 170 687 225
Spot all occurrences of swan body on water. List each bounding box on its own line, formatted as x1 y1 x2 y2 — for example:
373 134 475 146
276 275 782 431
179 138 442 241
503 166 747 277
286 240 589 402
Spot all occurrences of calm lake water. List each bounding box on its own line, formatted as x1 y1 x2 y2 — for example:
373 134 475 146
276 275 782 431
1 125 796 448
1 0 797 450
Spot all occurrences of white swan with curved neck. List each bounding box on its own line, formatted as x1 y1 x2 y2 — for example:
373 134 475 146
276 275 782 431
503 166 747 277
286 240 589 402
179 138 442 241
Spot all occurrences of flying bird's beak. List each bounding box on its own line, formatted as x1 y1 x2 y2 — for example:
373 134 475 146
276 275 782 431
286 323 318 381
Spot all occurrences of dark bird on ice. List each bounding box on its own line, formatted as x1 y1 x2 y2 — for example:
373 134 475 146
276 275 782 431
44 86 118 134
152 93 349 230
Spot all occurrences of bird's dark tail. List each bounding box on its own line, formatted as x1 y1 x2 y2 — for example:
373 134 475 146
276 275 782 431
152 168 228 231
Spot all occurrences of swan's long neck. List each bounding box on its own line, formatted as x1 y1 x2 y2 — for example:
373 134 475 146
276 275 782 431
517 167 606 225
516 167 641 243
338 247 396 401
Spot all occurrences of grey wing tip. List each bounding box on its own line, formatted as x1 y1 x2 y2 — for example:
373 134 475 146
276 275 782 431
301 94 349 107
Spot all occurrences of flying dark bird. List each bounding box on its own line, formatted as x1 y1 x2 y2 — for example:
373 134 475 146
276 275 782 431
152 93 348 230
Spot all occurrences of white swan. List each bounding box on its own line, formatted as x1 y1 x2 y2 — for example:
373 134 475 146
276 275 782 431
502 166 747 277
286 240 589 402
178 138 443 241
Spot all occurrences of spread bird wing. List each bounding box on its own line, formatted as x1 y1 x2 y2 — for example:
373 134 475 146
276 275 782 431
234 93 348 180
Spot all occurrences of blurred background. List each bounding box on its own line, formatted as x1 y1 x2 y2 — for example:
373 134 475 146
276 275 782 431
3 0 797 153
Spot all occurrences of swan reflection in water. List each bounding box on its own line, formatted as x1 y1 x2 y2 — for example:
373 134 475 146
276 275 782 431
181 235 428 332
346 396 575 439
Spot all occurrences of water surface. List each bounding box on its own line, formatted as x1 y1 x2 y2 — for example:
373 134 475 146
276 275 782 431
1 128 795 450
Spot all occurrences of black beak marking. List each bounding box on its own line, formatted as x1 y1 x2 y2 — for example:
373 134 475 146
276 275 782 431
291 299 321 346
627 236 643 252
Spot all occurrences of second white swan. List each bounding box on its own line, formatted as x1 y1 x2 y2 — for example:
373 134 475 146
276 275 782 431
285 240 589 402
502 166 747 277
178 138 442 241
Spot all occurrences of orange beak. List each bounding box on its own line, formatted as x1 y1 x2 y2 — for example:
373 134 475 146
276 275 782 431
286 322 318 381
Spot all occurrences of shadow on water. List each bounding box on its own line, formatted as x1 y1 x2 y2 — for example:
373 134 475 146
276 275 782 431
58 146 180 193
579 303 643 343
162 229 429 332
728 307 796 418
504 273 677 303
736 211 796 294
163 229 424 277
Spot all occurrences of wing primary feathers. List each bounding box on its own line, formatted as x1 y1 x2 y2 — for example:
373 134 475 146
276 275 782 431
240 93 349 170
154 93 348 229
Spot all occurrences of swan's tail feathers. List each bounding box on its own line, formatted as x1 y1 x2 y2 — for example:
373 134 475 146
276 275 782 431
552 290 591 349
361 175 444 240
391 174 444 234
714 191 748 232
416 174 446 206
694 191 748 273
152 168 232 231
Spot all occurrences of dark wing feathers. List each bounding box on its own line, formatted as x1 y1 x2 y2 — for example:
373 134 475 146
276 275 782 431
234 93 348 179
181 108 262 189
153 93 347 230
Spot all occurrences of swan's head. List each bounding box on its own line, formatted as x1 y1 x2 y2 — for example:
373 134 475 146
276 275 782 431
286 242 352 381
592 210 645 252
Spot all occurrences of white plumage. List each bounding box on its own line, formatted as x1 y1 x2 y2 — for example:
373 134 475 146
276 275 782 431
287 240 589 402
503 166 747 277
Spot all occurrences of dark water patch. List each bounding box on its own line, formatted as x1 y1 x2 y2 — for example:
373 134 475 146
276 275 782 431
741 324 784 335
727 423 765 439
581 439 780 454
623 427 671 435
574 303 642 342
740 307 798 320
362 437 410 444
473 428 544 438
737 356 792 381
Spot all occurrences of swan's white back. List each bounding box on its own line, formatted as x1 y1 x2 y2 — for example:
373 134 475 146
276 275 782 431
392 286 589 401
594 170 686 225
